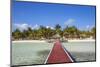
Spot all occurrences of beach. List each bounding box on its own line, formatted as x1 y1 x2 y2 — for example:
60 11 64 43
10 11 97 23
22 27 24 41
12 39 95 43
68 39 95 42
12 40 46 43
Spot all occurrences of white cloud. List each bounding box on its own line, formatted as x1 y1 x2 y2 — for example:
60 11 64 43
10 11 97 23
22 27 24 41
46 26 50 28
64 18 75 25
14 23 30 31
86 25 94 31
50 27 54 29
86 25 90 29
32 24 39 29
46 26 54 29
14 23 40 31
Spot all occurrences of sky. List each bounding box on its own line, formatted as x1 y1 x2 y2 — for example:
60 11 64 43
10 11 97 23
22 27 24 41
12 1 96 31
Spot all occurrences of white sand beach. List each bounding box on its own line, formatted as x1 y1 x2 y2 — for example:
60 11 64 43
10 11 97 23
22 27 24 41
12 39 95 43
68 39 95 42
12 40 46 43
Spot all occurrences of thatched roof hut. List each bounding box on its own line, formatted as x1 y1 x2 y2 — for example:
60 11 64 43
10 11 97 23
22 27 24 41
52 34 61 39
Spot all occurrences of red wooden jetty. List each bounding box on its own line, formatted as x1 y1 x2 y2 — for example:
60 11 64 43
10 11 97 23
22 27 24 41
45 40 74 64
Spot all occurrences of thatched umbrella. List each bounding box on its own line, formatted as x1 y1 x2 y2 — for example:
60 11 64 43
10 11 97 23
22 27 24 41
52 34 61 39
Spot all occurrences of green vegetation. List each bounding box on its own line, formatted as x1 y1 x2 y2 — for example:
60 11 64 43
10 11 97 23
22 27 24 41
12 24 96 40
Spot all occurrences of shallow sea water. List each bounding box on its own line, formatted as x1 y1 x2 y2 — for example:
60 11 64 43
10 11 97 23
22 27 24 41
12 41 95 65
62 42 95 62
12 42 53 65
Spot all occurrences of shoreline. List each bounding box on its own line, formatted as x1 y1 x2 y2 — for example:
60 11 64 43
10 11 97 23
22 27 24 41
12 40 46 43
12 39 95 43
68 39 95 42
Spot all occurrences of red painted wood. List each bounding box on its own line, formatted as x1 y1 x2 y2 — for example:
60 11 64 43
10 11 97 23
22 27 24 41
46 40 73 64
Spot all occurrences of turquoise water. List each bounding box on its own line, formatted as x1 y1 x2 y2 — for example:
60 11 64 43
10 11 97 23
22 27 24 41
12 42 53 65
62 42 95 61
12 41 95 65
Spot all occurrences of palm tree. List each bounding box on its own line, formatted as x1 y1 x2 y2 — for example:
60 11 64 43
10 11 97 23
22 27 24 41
55 24 61 30
54 24 62 37
39 25 47 39
32 29 39 39
63 26 80 39
46 28 56 39
13 28 22 40
13 25 95 40
21 30 28 39
91 27 96 39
